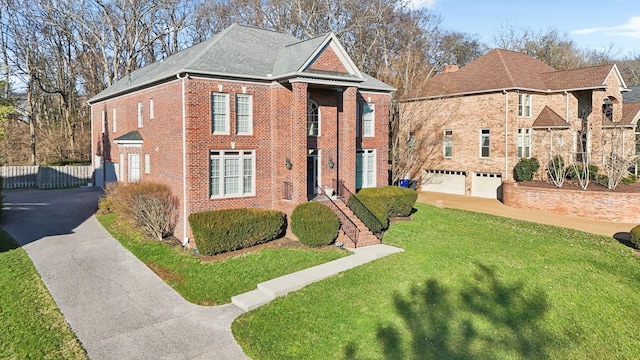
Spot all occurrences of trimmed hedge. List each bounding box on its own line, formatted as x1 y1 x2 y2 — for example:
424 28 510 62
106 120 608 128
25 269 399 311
291 202 340 247
514 157 540 182
189 208 285 255
630 225 640 249
350 186 418 232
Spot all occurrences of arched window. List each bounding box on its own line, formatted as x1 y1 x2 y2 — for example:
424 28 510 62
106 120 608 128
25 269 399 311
602 97 614 121
307 100 319 136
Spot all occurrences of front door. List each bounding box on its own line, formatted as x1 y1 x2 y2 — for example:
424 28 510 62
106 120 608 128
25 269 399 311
307 150 320 198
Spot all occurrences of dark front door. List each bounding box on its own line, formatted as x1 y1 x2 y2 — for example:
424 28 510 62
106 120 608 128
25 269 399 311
307 150 319 198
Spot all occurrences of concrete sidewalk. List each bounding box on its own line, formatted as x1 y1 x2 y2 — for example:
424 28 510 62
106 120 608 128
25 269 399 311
418 191 635 238
2 187 403 359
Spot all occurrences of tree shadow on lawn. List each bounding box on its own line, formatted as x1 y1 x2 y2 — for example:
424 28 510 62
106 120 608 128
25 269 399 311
345 263 563 359
613 232 636 250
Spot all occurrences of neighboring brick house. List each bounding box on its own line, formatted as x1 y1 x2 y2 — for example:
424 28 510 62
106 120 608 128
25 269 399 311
402 49 640 198
88 24 394 246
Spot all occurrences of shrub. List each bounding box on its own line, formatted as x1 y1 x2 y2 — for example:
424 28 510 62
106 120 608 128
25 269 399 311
103 182 179 240
514 157 540 182
189 208 285 255
566 164 599 180
596 174 609 187
0 176 3 220
622 174 637 185
630 225 640 249
291 202 340 247
349 186 418 232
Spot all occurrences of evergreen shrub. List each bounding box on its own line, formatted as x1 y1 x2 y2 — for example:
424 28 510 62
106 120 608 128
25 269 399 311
291 202 339 247
189 208 285 255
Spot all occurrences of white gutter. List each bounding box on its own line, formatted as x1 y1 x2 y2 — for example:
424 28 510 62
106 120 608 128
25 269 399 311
504 89 509 180
178 72 189 246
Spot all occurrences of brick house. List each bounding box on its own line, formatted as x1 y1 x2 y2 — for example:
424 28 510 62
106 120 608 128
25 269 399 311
401 49 640 198
88 24 395 246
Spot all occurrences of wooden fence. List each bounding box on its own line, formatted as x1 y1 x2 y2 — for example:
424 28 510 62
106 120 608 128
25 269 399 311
1 166 93 189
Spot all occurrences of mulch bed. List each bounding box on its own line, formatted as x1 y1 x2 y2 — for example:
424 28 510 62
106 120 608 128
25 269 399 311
518 180 640 193
191 237 339 262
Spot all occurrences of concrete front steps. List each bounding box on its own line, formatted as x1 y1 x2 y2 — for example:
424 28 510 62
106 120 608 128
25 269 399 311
231 244 404 312
319 197 381 248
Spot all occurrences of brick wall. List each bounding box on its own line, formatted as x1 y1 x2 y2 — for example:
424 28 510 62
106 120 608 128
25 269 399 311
92 76 391 244
503 181 640 223
308 45 348 74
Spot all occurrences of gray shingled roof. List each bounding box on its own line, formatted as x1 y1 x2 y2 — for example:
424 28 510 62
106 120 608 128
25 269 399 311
624 85 640 103
89 24 393 103
114 130 143 142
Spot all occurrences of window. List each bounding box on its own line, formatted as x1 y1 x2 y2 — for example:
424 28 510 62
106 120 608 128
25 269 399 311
128 154 140 183
518 94 532 117
112 107 117 133
307 100 319 136
101 109 106 133
361 103 375 137
356 149 376 189
480 129 490 158
144 153 150 174
210 150 255 197
602 98 613 121
443 130 453 157
211 93 230 134
137 101 143 128
636 122 640 155
236 94 253 135
149 98 154 120
517 128 532 158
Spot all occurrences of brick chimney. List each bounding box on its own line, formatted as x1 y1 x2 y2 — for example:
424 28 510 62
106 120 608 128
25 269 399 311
443 64 459 73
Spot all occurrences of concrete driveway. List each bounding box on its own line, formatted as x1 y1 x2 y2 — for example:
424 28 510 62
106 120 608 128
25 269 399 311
2 187 249 360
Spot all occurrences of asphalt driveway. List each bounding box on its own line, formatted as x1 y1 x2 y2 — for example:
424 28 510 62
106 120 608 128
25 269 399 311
2 187 249 360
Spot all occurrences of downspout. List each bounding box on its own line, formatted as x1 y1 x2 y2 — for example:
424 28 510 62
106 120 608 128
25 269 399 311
564 91 569 124
178 72 189 246
90 105 95 186
503 89 509 180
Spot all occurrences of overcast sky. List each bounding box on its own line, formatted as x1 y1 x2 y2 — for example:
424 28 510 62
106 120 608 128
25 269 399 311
414 0 640 58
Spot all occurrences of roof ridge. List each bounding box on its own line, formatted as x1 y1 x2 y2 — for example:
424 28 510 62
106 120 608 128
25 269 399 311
495 49 516 87
183 23 238 70
542 63 614 75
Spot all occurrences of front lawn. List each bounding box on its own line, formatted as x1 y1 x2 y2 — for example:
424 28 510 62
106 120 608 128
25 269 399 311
232 203 640 359
97 213 347 305
0 229 87 359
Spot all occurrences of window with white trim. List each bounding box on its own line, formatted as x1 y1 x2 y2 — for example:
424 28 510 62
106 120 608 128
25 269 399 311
236 94 253 135
112 107 117 132
129 153 140 183
137 101 143 128
149 98 154 120
211 93 230 134
144 153 150 174
518 94 532 117
307 100 319 136
517 128 532 158
443 130 453 157
361 103 375 137
480 129 490 158
101 109 106 133
356 149 376 189
210 150 255 198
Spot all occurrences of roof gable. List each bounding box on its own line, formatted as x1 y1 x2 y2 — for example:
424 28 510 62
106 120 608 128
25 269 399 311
540 64 621 91
621 101 640 126
532 106 569 128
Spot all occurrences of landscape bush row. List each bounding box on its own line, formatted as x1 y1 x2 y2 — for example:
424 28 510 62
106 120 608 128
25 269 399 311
514 156 637 190
349 186 418 232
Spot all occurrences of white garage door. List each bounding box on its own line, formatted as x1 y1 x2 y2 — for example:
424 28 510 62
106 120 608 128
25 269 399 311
422 169 466 195
471 172 502 198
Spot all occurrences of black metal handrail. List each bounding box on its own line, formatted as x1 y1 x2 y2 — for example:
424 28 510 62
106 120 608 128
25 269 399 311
334 179 384 240
317 185 359 247
283 182 293 200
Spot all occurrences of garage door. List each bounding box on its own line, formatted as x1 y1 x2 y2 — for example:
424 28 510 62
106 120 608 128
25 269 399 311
471 172 502 198
422 169 466 195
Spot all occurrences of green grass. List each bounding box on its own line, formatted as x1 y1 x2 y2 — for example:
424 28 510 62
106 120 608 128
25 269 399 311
0 229 87 359
97 213 348 305
232 203 640 359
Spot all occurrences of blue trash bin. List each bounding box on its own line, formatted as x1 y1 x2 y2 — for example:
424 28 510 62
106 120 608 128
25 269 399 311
399 179 410 188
